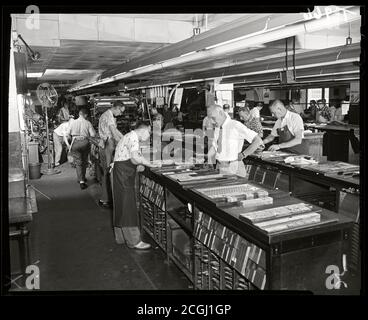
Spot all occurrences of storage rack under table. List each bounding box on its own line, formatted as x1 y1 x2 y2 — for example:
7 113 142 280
138 165 354 293
243 153 360 272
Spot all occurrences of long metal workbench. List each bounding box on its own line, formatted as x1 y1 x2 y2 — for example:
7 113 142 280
138 165 356 293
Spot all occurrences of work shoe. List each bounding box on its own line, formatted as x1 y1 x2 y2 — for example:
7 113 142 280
133 241 151 250
98 200 112 209
80 182 88 190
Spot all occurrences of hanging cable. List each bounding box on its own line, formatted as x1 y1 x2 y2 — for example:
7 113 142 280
293 35 296 80
346 22 352 45
336 50 342 60
285 38 288 71
262 16 271 31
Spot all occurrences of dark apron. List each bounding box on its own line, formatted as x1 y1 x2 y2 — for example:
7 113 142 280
277 125 303 154
112 160 138 228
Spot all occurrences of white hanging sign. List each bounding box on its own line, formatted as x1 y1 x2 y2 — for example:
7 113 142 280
156 96 164 106
173 88 184 108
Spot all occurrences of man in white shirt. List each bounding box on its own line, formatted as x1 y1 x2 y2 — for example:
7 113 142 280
98 101 125 206
202 116 216 159
263 100 304 153
98 101 125 166
53 117 74 167
206 104 263 175
65 108 96 189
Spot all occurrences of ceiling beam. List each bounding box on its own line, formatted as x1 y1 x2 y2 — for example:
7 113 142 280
122 43 360 89
100 13 306 79
70 6 360 92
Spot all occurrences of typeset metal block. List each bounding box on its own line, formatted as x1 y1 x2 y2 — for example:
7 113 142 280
195 183 268 199
239 203 323 234
305 162 360 174
168 172 226 182
240 203 314 223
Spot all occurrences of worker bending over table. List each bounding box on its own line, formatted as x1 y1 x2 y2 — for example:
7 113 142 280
112 121 158 249
53 116 74 167
262 99 304 154
206 104 263 175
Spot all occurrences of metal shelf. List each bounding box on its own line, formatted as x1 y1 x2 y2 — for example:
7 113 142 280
167 252 193 284
167 209 193 235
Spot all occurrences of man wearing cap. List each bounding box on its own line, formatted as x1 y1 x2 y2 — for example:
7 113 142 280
98 101 125 207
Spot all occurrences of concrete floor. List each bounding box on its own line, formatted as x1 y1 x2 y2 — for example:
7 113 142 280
11 162 192 291
8 162 361 293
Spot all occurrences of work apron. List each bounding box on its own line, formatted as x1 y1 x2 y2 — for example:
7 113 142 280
112 159 141 247
277 125 303 154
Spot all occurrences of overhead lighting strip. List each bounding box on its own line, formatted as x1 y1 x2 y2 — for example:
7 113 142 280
125 58 358 90
69 6 360 92
27 72 44 78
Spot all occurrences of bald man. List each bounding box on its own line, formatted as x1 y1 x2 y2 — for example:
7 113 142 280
206 104 263 175
263 99 304 153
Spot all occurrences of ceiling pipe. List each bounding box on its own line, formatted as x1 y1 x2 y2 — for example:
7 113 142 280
127 70 359 91
242 77 359 87
125 57 359 90
69 6 360 92
219 58 358 79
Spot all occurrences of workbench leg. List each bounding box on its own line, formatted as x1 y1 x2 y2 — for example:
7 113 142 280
335 189 341 213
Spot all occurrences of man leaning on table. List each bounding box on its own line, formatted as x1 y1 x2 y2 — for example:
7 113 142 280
262 99 304 154
206 104 263 175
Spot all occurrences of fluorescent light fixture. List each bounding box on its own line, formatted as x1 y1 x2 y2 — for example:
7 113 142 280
27 72 43 78
74 6 360 91
219 57 359 79
180 51 197 57
297 70 359 79
72 76 115 91
113 72 127 78
126 58 358 90
43 69 103 77
115 8 358 84
130 65 153 72
205 34 271 51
